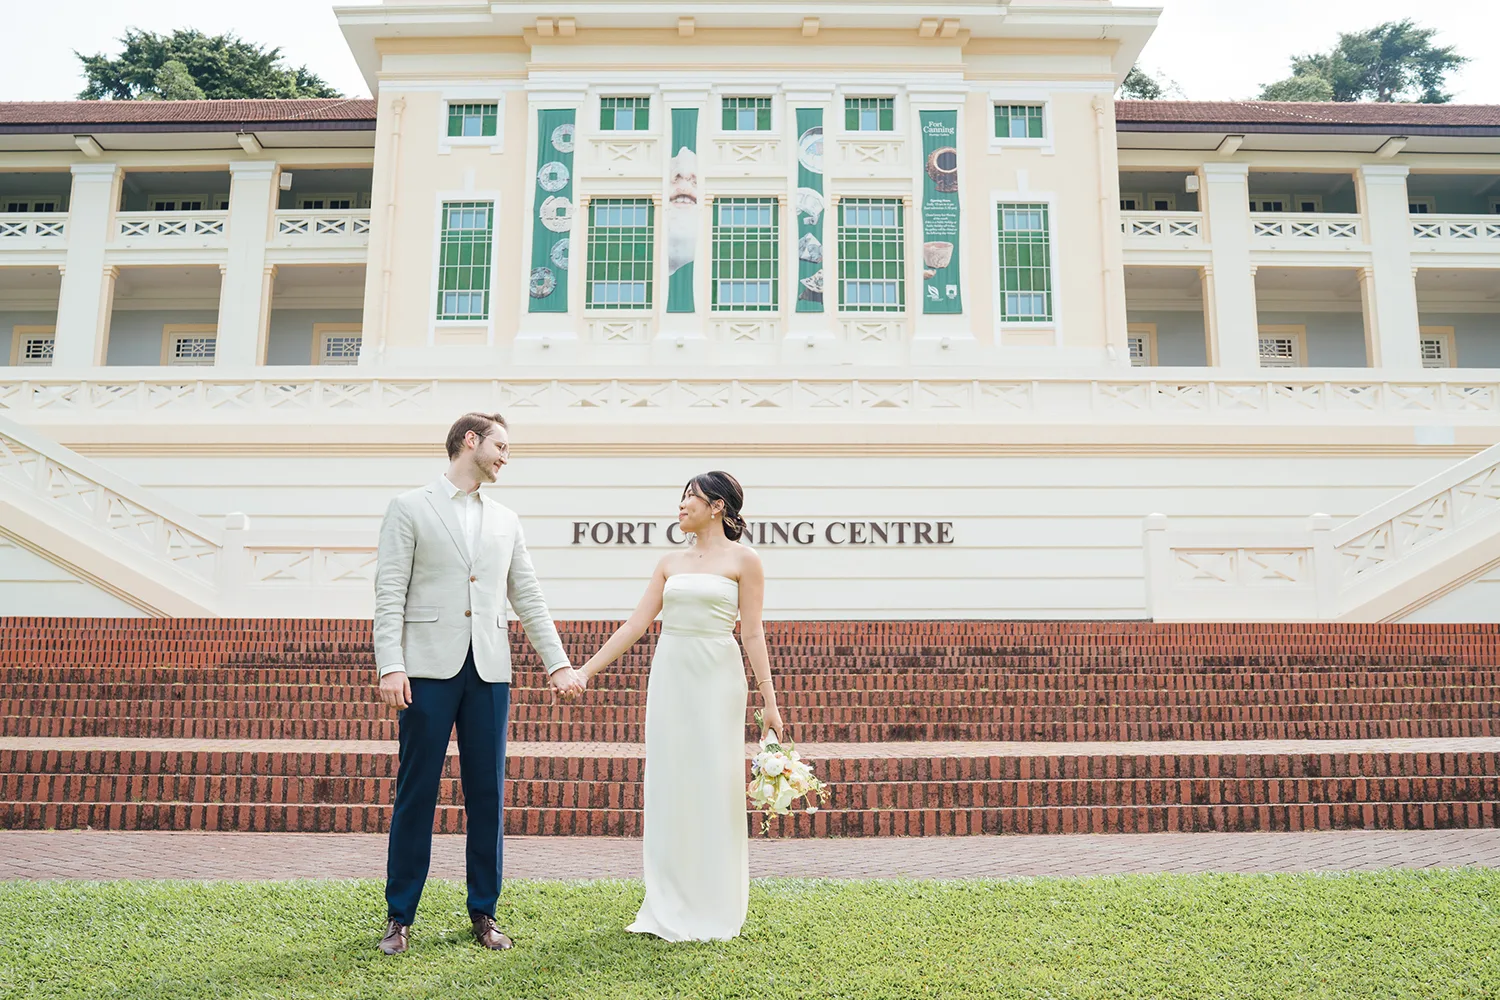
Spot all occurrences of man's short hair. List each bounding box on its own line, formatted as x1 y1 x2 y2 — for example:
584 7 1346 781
445 412 508 459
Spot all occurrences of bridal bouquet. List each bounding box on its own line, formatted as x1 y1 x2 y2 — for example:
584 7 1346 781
747 710 830 834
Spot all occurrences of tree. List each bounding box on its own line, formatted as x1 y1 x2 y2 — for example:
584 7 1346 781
77 29 341 100
1259 74 1335 103
1258 19 1466 103
1120 65 1166 100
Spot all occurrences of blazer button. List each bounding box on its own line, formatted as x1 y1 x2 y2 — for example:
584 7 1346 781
464 610 472 617
470 575 477 582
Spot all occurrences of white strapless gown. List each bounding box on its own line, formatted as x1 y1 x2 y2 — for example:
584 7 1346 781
627 573 750 942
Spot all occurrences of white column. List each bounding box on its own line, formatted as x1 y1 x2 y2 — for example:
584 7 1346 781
215 160 278 367
1357 164 1422 370
1199 163 1261 370
52 163 122 368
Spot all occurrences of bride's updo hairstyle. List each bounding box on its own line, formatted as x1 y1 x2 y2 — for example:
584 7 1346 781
684 471 745 542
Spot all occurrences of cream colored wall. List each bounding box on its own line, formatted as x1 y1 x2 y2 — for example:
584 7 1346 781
0 535 144 616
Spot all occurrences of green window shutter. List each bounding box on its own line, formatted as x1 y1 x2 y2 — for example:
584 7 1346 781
757 103 772 130
722 103 736 131
845 100 859 131
995 203 1053 323
435 201 494 321
482 108 498 137
837 198 904 312
1028 107 1045 139
600 102 613 130
586 198 655 309
878 100 893 131
711 197 779 312
448 106 464 137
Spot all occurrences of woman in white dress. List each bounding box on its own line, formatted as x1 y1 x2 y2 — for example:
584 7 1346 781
578 472 784 942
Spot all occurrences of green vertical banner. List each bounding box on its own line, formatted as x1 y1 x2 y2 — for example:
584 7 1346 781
919 109 962 314
528 108 575 313
794 107 825 312
665 107 700 313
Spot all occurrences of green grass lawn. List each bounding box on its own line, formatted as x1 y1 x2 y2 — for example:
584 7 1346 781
1 872 1497 999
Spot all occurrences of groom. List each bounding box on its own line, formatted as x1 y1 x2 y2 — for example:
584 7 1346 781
373 412 584 955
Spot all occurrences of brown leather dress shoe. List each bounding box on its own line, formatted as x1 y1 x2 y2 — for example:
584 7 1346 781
379 919 409 955
470 912 513 951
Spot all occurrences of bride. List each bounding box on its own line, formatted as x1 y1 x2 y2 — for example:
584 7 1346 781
577 471 784 941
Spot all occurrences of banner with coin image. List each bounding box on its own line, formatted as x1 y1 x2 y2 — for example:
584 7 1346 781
665 107 700 313
919 110 962 314
794 107 825 313
528 109 575 313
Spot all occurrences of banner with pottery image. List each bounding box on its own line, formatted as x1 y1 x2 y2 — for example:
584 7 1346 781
794 107 825 313
528 108 575 313
665 107 700 313
919 110 962 314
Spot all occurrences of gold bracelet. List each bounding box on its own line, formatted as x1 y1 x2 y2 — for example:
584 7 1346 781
757 678 774 690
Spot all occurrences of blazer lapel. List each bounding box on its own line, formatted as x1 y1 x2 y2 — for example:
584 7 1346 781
424 485 471 567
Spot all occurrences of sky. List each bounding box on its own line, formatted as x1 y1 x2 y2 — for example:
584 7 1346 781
0 0 1497 104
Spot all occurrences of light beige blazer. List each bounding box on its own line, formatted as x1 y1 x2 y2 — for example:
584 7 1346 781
373 480 569 684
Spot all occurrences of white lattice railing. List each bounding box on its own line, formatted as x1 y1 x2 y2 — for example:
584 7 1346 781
0 214 68 242
1 374 1497 423
1251 213 1363 243
116 212 228 241
272 210 372 242
1411 215 1500 247
1120 212 1204 243
1144 442 1500 622
0 414 220 584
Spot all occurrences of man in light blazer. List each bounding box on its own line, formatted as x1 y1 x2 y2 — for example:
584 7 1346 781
374 411 584 955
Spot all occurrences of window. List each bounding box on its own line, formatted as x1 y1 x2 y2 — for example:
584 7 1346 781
315 323 363 366
1127 324 1157 367
10 326 54 366
1250 199 1287 213
1120 197 1140 212
722 97 772 132
1149 195 1175 211
1409 198 1436 215
152 198 206 212
162 325 218 367
1420 327 1456 369
1258 326 1306 368
845 97 894 133
298 196 355 211
838 198 904 312
447 102 498 138
436 201 494 321
3 199 60 213
996 203 1053 323
994 104 1045 140
600 97 650 132
586 198 655 309
711 197 778 312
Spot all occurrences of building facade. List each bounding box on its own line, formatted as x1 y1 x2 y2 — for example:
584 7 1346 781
1 0 1499 622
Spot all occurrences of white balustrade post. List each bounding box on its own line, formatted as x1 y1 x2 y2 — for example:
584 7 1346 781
216 161 279 367
1142 512 1170 620
217 511 251 612
1356 164 1422 371
1200 163 1261 370
53 163 122 368
1309 512 1338 620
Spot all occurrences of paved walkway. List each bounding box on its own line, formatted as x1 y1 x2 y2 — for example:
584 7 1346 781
4 829 1499 881
7 736 1499 758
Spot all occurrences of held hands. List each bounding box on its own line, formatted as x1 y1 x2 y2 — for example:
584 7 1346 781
377 670 412 710
549 665 587 703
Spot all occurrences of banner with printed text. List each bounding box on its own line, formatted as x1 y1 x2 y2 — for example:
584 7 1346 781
919 110 962 314
794 107 826 312
528 108 575 313
665 107 700 312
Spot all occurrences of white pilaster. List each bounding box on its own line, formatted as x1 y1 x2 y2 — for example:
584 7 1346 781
1357 164 1422 370
53 163 122 368
1199 163 1260 370
216 161 279 366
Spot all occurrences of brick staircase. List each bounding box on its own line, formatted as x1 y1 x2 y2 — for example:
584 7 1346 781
3 618 1498 837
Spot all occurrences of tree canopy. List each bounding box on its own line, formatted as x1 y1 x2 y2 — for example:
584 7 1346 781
1258 19 1466 103
77 29 341 101
1119 66 1166 101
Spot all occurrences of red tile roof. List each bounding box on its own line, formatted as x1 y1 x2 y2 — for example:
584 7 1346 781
1116 101 1500 130
0 99 377 131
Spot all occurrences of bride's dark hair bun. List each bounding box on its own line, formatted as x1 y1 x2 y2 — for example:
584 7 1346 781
684 471 745 541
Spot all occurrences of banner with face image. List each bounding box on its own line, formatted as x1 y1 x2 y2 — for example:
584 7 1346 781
665 107 700 313
919 109 962 314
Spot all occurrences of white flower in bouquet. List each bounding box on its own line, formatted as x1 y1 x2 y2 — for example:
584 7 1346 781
747 709 831 834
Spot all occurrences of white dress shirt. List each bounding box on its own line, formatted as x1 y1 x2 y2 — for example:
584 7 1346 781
441 473 483 559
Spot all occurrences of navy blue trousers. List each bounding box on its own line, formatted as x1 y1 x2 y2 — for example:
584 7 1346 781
385 646 510 925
